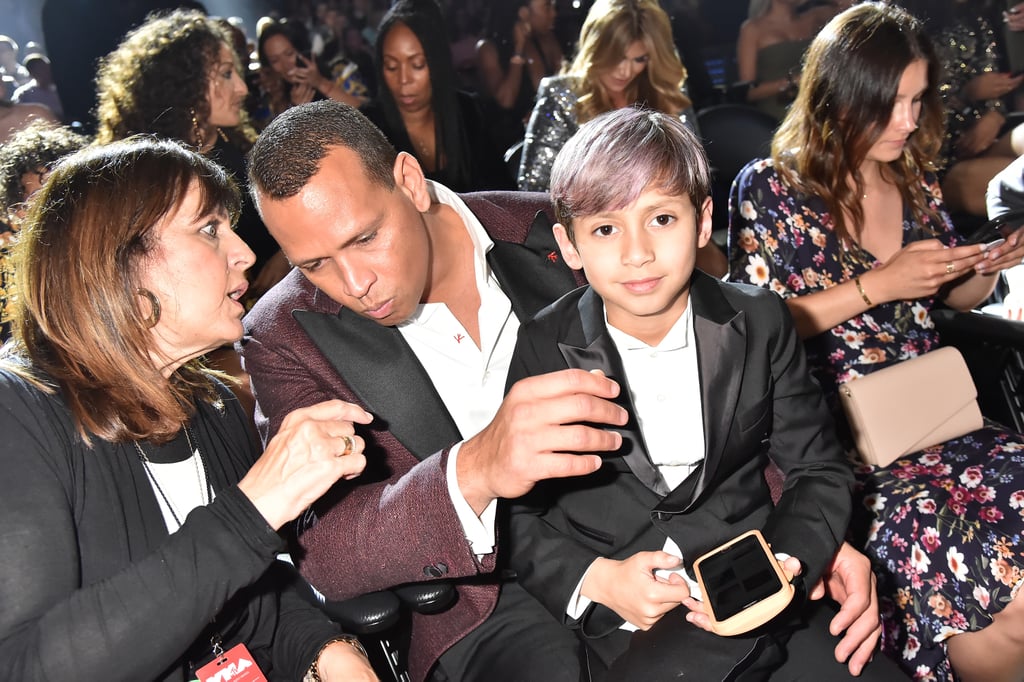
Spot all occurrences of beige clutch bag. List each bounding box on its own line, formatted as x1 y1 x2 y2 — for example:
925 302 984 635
838 346 983 467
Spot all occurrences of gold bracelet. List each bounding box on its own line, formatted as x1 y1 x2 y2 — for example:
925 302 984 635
854 276 873 307
304 635 369 682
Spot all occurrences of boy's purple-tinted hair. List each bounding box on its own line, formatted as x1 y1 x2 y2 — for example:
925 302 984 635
550 107 711 238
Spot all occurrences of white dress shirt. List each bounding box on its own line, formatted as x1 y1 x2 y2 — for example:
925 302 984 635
396 181 518 556
567 301 707 628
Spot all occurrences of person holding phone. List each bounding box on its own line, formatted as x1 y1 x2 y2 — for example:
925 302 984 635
728 4 1024 679
257 19 367 119
904 0 1024 216
505 107 904 681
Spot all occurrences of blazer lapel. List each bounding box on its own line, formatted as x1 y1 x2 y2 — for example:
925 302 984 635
294 307 462 460
658 274 747 510
557 288 671 496
488 210 580 322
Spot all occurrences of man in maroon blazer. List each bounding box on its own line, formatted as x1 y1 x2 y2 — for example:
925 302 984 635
240 100 624 681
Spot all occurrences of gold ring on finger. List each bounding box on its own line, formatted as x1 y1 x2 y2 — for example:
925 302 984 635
338 434 354 458
946 262 955 275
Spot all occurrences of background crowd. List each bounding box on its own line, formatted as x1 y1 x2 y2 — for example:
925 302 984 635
3 1 1024 681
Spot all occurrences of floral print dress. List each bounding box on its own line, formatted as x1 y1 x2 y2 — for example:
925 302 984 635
727 158 1024 681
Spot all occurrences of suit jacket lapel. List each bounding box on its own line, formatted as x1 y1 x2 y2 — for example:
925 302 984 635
488 210 580 322
294 308 462 460
658 273 747 510
557 288 670 496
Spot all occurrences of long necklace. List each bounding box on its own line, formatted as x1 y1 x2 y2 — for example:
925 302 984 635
133 426 211 528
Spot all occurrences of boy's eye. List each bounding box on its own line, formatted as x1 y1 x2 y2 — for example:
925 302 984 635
594 224 617 237
200 221 219 238
301 259 324 272
652 214 674 226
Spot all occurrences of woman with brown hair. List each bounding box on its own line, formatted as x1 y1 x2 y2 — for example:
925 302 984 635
728 3 1024 679
0 137 377 681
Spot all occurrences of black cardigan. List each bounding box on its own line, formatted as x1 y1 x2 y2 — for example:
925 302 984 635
0 368 342 681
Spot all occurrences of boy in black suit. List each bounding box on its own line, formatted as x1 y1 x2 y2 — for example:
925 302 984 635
505 108 904 680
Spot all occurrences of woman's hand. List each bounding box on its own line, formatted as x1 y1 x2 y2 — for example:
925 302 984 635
956 110 1006 158
237 400 373 530
512 16 531 55
976 224 1024 275
865 239 986 303
316 640 379 682
1006 4 1024 32
963 72 1024 103
289 82 316 106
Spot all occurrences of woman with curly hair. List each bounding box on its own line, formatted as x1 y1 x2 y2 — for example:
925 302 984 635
95 9 287 301
727 4 1024 678
360 0 511 192
0 120 88 341
517 0 696 194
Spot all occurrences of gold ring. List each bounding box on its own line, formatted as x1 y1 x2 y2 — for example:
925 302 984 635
945 262 955 274
338 434 354 457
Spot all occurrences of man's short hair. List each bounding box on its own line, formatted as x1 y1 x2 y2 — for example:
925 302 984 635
550 108 711 239
247 100 398 203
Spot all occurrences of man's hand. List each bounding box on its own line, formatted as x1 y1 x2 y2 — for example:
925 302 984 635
457 369 626 514
583 552 693 630
808 542 882 676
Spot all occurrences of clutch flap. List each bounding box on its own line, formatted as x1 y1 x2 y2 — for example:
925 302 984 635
839 347 981 465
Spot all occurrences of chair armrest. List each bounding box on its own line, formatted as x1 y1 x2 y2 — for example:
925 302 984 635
393 580 457 615
320 590 403 635
932 308 1024 348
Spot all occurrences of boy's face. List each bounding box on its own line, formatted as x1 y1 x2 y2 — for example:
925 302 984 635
553 187 712 346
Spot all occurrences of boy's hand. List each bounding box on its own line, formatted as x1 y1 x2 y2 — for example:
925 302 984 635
582 552 692 630
809 542 881 676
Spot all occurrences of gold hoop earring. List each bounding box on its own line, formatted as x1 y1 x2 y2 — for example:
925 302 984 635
136 288 162 328
189 108 204 150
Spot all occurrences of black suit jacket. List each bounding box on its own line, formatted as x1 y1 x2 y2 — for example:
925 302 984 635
505 272 853 646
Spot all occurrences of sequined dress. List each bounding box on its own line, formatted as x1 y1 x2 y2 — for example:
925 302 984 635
934 7 1008 167
728 157 1024 681
516 75 697 192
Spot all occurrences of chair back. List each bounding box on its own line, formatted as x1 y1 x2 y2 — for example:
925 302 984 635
696 104 779 235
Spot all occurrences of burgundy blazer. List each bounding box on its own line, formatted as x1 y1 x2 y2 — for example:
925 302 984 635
239 191 579 681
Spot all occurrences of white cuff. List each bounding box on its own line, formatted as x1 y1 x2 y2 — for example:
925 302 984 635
446 442 497 558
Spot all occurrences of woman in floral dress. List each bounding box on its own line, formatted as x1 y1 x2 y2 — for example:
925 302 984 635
727 4 1024 680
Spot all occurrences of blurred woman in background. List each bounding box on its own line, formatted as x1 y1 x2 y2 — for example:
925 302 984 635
517 0 696 193
362 0 512 192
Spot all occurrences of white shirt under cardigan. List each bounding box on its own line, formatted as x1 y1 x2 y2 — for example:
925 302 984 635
395 180 519 557
566 301 707 630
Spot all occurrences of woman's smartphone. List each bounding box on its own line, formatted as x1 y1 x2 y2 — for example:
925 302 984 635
964 209 1024 246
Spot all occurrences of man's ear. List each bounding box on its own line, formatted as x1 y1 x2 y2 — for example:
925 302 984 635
553 223 584 271
393 151 431 212
697 196 713 248
518 6 530 22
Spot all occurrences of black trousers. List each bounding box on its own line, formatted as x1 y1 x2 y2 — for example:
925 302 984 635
604 599 909 681
430 581 584 682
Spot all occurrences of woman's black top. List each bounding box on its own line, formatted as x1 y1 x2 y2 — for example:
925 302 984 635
0 368 342 681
